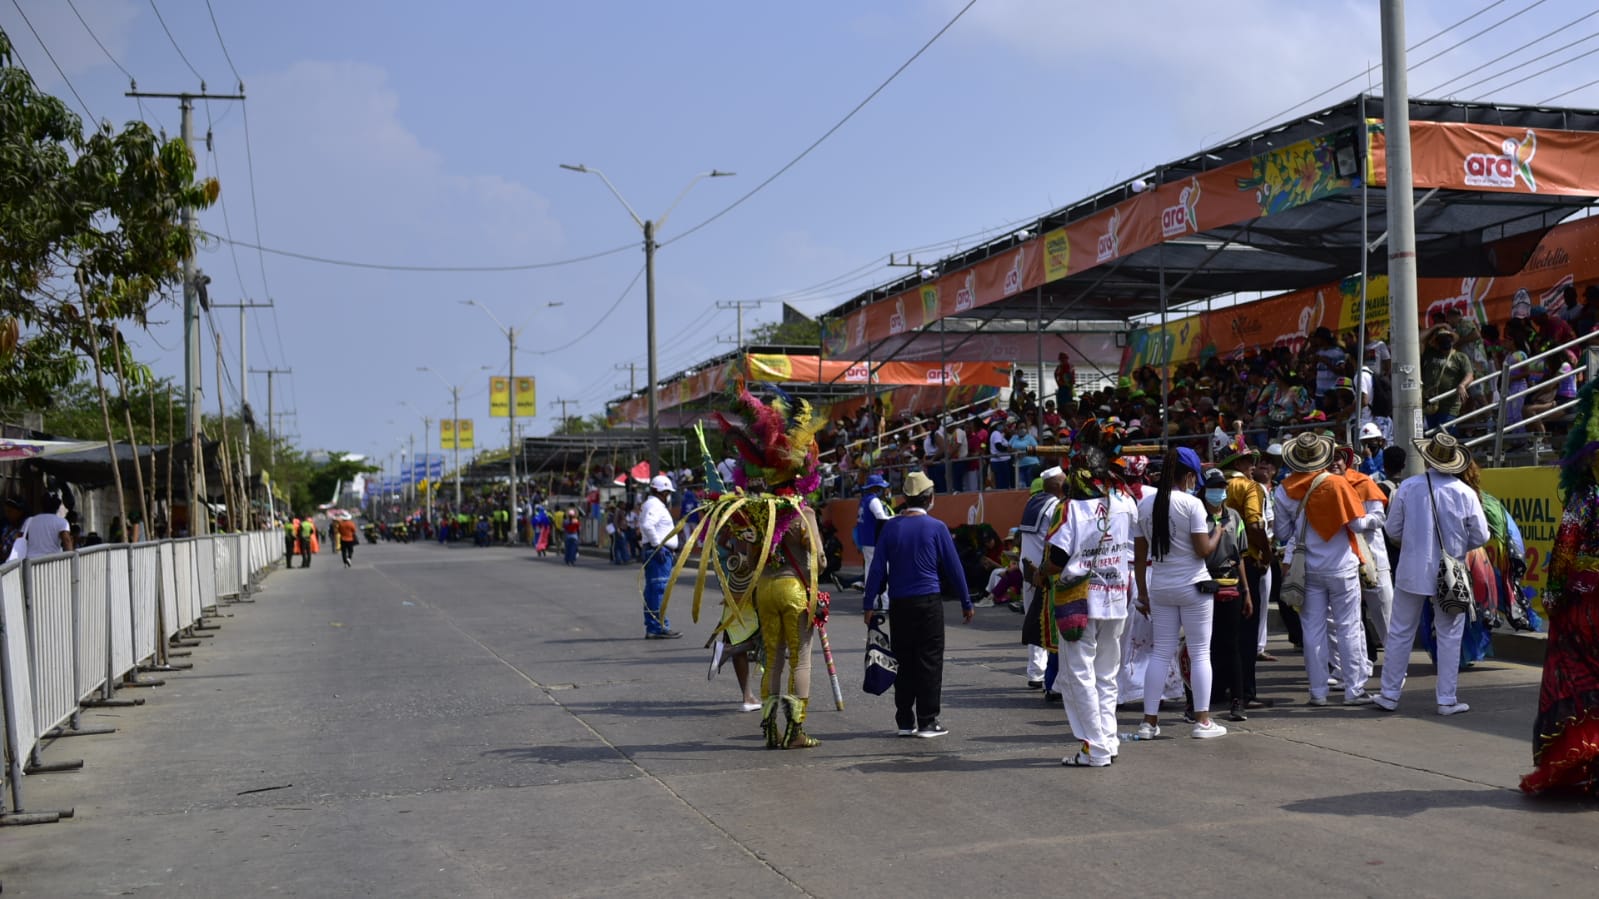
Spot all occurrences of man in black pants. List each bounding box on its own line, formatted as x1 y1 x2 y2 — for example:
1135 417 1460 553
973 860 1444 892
861 471 974 738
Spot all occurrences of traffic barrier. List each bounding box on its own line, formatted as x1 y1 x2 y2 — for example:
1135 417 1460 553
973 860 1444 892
1 531 282 824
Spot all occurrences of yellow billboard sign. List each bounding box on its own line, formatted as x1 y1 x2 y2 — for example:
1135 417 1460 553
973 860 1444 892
440 419 456 450
456 418 474 449
489 376 537 417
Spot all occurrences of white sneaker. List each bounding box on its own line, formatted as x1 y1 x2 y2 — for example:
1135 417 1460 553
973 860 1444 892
1437 702 1471 716
1344 693 1375 706
973 598 995 608
739 702 762 712
1372 694 1399 711
1135 722 1161 740
1192 721 1228 739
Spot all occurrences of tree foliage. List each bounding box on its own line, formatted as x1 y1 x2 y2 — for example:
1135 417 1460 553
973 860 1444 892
748 317 821 348
0 28 218 408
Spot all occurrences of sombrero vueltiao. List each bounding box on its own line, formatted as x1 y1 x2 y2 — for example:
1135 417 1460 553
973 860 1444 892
1412 433 1471 475
1282 432 1335 473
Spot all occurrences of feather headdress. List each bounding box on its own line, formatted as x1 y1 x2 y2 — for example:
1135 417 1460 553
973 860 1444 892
714 385 825 495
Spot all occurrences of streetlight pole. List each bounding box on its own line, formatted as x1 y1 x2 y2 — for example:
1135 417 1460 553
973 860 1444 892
560 164 734 476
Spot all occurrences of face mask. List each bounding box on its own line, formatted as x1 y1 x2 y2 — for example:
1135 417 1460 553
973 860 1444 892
1188 484 1203 497
1204 488 1228 506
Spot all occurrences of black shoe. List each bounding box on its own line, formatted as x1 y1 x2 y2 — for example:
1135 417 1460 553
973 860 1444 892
916 721 949 738
1027 680 1044 690
645 631 683 640
1043 691 1061 703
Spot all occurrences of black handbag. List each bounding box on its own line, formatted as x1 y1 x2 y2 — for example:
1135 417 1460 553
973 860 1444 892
863 614 897 695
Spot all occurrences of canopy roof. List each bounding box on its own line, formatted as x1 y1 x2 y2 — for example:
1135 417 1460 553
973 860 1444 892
822 94 1599 367
460 431 690 483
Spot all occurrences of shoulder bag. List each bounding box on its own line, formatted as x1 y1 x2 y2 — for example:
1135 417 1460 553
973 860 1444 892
862 613 897 695
1280 473 1330 611
1425 473 1476 620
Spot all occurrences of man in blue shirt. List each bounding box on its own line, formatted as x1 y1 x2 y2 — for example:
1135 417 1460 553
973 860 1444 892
1010 428 1041 487
862 471 973 738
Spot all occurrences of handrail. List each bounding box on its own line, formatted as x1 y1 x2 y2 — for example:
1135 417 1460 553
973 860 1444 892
1468 394 1577 454
1425 327 1599 412
817 393 1004 462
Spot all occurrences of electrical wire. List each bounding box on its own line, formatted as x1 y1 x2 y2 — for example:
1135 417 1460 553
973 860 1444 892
523 265 645 355
1464 33 1599 100
1419 6 1599 96
148 0 204 86
660 0 978 249
203 0 242 86
65 0 132 83
209 234 638 273
9 0 97 123
1408 0 1550 74
1539 76 1599 104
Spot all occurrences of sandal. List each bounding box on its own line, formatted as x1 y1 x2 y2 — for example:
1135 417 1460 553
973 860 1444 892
784 731 821 749
1061 751 1109 768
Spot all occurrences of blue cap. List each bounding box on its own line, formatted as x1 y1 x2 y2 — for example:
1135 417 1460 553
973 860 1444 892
863 474 889 490
1175 446 1205 484
1531 304 1548 317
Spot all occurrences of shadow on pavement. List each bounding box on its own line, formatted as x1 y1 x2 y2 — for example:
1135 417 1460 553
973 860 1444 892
1278 787 1588 818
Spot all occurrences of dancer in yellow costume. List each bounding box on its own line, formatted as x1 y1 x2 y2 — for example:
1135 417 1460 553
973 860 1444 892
655 388 827 749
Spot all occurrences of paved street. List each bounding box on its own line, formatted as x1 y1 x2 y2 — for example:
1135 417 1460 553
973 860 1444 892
4 541 1596 898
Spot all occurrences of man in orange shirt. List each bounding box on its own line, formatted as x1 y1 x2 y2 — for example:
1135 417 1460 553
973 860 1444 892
337 517 359 568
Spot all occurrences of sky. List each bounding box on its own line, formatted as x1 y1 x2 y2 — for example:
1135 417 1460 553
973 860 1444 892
4 0 1599 468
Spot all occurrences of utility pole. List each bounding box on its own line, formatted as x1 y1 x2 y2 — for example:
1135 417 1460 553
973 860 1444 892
716 300 763 349
214 301 271 515
552 398 577 431
250 367 290 469
507 328 520 542
1380 0 1424 477
449 386 462 510
613 363 638 430
421 416 431 526
128 88 245 535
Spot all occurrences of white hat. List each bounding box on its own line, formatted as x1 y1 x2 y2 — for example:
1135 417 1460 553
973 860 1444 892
649 474 675 493
1359 422 1383 441
1265 443 1284 458
1040 466 1065 480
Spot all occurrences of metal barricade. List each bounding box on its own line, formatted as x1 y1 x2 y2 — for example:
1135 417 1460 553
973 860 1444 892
2 559 36 813
213 534 240 601
22 553 78 744
128 543 160 665
172 540 197 632
103 546 134 690
195 536 218 612
158 541 180 640
70 550 107 704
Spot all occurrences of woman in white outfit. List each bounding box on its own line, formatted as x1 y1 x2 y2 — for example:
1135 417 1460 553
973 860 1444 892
1133 447 1227 740
1271 433 1374 706
1049 447 1138 766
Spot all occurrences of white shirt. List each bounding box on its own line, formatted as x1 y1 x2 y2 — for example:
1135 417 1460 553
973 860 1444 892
715 458 738 486
989 430 1011 462
1384 472 1489 596
1020 495 1062 568
865 495 892 522
1272 480 1359 572
1137 491 1211 593
951 427 968 460
1353 498 1390 571
639 495 679 550
1048 493 1138 619
18 512 69 559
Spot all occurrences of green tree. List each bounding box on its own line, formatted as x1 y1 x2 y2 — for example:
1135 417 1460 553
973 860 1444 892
748 317 821 347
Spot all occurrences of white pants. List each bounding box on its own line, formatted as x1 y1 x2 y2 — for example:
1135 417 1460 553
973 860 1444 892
860 545 875 575
1061 618 1125 762
1302 568 1367 701
1381 587 1464 706
1364 568 1393 648
1256 564 1273 654
1145 584 1213 715
1023 582 1048 680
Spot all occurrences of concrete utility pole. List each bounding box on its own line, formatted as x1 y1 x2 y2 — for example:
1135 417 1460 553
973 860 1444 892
1380 0 1425 477
552 398 577 431
128 88 245 535
716 300 763 349
613 363 637 430
214 301 271 512
250 368 290 470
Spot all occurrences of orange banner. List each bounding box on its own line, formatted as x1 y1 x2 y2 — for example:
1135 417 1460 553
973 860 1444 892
1124 213 1599 370
826 130 1360 358
1372 120 1599 196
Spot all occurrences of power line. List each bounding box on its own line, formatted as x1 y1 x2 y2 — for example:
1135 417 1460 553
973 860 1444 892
1468 38 1599 100
1408 0 1551 74
208 234 637 273
65 0 132 83
9 0 97 123
203 0 242 86
660 0 978 249
524 265 646 356
148 0 204 86
1420 6 1599 96
1540 76 1599 104
239 103 274 298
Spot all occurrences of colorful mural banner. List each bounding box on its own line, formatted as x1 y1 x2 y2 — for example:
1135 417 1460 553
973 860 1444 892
824 130 1360 358
1123 213 1599 370
1477 465 1560 613
1372 120 1599 197
489 376 537 418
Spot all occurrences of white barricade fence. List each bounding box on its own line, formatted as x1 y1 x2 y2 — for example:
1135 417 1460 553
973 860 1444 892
195 536 218 611
70 551 106 704
172 540 197 632
22 554 78 747
158 541 179 642
213 534 239 601
103 546 134 693
128 543 160 666
2 559 36 814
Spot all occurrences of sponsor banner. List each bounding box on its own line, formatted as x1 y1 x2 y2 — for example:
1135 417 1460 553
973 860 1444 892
440 418 455 450
489 376 537 417
1123 214 1599 370
1371 120 1599 196
456 418 474 449
825 130 1357 358
824 384 1000 428
1477 465 1560 614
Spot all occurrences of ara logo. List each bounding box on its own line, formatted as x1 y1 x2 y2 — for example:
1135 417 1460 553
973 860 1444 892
843 364 872 383
888 297 907 335
925 367 958 385
1161 179 1201 237
1002 248 1025 296
1096 209 1122 264
954 271 977 312
1464 129 1537 192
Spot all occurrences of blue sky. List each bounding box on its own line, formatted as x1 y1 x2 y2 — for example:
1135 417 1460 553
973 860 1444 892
4 0 1598 467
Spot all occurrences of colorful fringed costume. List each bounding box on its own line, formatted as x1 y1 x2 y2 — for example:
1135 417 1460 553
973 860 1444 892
656 388 827 749
1523 380 1599 796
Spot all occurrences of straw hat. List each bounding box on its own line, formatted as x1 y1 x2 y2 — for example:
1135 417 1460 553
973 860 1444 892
902 471 936 496
1413 433 1471 475
1282 432 1335 473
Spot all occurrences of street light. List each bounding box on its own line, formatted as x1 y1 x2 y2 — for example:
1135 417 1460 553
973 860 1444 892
461 301 560 543
399 400 436 527
560 163 734 476
418 366 470 512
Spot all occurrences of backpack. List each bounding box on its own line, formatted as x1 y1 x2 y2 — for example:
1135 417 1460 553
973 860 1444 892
1365 367 1393 417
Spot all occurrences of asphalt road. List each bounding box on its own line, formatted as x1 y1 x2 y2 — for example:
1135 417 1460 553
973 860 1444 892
5 540 1596 898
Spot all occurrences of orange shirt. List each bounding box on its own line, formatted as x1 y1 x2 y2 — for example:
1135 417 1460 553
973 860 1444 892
337 520 357 544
